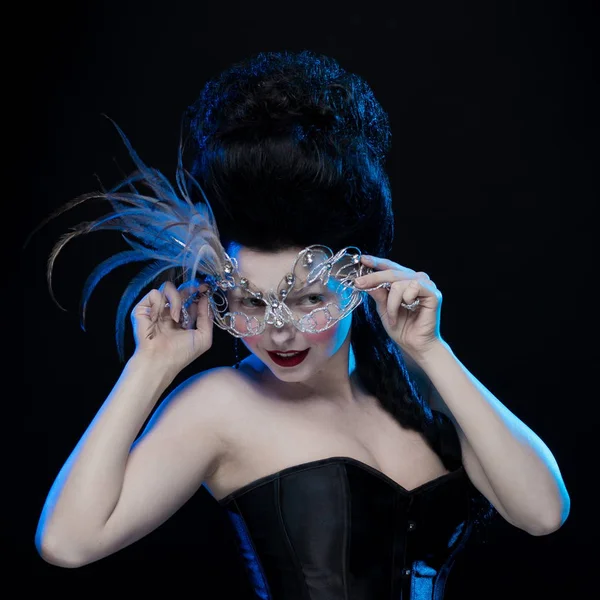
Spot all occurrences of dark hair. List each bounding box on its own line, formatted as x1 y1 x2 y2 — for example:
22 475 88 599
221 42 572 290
186 51 496 540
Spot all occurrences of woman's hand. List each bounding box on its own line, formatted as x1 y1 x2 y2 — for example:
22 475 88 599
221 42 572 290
354 255 443 360
130 280 214 374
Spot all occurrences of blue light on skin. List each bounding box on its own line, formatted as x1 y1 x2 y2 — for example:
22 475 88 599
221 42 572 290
227 243 361 403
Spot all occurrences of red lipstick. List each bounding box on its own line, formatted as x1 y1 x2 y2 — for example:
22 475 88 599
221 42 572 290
267 349 310 367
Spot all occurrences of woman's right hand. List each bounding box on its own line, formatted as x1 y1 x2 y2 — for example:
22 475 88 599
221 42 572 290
130 280 214 374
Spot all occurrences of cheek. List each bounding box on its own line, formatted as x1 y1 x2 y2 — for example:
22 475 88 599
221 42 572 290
242 335 261 350
304 323 341 345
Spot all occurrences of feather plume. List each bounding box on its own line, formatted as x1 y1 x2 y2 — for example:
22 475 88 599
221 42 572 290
29 117 230 360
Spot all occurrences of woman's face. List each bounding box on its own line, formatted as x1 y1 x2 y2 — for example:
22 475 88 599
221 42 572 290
227 245 352 382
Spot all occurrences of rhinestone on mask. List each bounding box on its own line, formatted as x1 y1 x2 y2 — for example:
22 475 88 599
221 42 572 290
206 245 374 338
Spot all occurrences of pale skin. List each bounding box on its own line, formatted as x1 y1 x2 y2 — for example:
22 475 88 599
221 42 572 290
35 246 569 569
214 249 570 532
354 254 570 535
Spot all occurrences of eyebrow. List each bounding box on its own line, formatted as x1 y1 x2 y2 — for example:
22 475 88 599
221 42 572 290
229 279 326 297
287 281 327 296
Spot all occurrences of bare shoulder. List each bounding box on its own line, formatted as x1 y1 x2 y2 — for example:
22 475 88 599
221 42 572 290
174 365 263 474
163 365 247 422
137 365 250 479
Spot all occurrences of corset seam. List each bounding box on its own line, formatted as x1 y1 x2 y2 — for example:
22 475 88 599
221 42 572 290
405 494 415 600
341 463 351 600
390 491 397 600
275 476 312 600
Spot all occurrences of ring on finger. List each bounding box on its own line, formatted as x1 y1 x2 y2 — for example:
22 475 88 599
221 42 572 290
180 305 191 328
163 301 191 327
164 290 201 310
400 299 420 311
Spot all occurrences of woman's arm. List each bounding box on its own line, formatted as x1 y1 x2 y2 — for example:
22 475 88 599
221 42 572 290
406 342 570 536
36 357 231 567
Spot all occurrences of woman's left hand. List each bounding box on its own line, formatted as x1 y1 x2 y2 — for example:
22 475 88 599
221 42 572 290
354 255 443 360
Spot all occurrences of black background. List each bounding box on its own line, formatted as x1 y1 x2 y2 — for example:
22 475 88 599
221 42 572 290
14 0 597 597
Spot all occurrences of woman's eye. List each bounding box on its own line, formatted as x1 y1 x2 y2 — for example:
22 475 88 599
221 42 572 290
241 297 264 309
239 294 324 309
303 294 325 305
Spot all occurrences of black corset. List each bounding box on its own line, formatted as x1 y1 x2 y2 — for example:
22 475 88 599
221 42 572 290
218 456 475 600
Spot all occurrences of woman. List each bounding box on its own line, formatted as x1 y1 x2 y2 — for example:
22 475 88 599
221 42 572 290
34 51 569 599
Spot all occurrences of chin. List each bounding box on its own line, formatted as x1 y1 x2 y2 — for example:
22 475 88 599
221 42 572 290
269 358 310 375
270 370 308 383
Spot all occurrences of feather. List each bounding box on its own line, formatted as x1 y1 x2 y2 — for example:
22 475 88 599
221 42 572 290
30 117 230 359
79 250 157 331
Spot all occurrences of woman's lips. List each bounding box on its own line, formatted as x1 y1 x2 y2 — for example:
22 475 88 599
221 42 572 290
266 349 310 367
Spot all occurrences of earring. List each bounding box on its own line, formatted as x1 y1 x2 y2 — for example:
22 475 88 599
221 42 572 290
234 337 241 369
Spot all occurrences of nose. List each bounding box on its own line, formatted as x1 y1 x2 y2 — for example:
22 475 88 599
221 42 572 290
266 320 297 346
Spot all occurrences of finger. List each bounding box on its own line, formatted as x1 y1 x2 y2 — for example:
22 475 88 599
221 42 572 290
140 288 166 324
387 280 417 326
361 255 415 273
195 289 210 327
181 293 203 330
354 268 414 290
400 279 421 309
194 288 214 339
178 278 202 299
361 285 389 308
418 273 437 289
179 281 208 329
159 280 183 323
388 279 441 324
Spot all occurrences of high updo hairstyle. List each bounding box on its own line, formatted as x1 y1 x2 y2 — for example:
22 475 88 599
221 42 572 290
186 51 495 538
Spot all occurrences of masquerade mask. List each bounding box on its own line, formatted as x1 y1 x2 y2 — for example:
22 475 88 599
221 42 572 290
39 121 389 357
205 244 379 338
